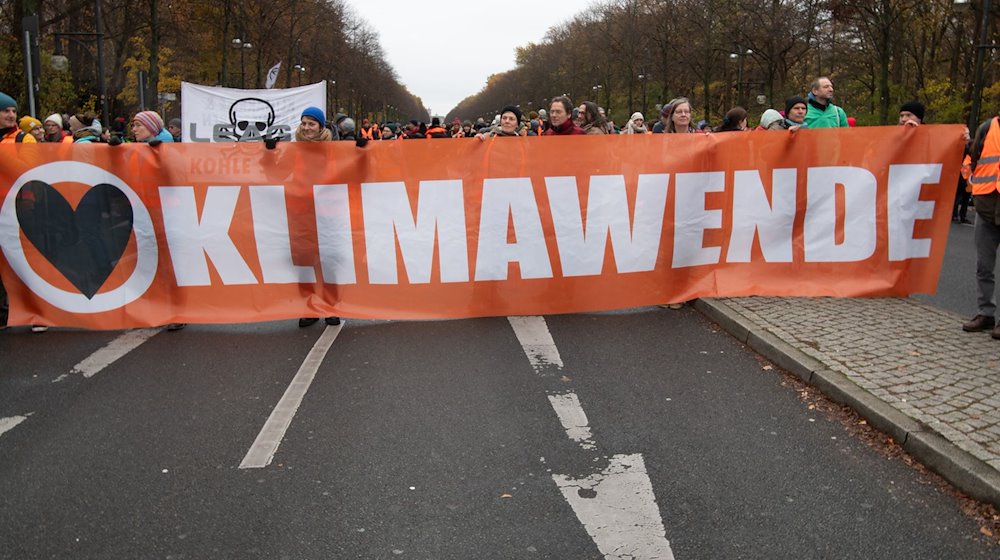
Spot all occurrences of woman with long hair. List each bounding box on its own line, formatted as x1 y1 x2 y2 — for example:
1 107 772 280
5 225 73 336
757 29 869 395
663 97 697 134
576 101 608 134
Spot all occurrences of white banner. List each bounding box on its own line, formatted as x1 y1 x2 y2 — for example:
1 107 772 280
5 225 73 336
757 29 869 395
179 81 326 143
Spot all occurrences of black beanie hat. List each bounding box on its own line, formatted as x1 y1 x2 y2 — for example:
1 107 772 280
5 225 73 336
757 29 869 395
784 95 807 116
900 100 925 122
500 105 523 123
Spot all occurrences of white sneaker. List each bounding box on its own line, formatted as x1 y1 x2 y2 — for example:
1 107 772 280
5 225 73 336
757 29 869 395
31 325 48 333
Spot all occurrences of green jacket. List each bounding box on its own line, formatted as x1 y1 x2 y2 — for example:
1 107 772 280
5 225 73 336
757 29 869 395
804 95 848 128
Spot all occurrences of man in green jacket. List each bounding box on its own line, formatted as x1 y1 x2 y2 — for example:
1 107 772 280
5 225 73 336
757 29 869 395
804 77 849 128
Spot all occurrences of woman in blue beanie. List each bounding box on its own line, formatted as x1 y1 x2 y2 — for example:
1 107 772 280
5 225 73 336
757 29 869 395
292 106 338 327
296 106 332 142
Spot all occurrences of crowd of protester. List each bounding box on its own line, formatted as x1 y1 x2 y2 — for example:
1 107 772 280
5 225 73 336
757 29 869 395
0 75 985 333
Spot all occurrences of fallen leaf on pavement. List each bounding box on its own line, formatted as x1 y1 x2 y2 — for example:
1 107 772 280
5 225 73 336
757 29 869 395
500 493 513 498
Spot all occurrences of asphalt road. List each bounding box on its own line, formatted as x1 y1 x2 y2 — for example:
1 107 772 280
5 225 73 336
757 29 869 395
914 219 979 316
1 306 995 558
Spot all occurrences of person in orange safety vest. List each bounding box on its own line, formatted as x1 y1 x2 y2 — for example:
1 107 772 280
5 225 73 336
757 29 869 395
962 114 1000 338
359 118 381 141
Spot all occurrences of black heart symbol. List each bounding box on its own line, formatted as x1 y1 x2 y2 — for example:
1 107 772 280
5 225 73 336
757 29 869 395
15 181 134 299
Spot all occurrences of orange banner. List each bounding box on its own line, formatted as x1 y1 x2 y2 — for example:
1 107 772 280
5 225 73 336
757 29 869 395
0 126 965 329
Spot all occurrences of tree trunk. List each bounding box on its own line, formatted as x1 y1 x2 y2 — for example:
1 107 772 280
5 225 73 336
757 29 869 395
149 0 160 112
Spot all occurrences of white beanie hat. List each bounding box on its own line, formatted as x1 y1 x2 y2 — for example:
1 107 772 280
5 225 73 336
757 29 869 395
44 113 63 128
760 109 784 129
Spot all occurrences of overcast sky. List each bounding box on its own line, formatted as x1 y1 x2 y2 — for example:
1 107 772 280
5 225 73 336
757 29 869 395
344 1 583 116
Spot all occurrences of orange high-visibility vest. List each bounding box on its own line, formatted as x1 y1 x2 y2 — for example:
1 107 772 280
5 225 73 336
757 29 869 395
971 117 1000 195
0 129 34 143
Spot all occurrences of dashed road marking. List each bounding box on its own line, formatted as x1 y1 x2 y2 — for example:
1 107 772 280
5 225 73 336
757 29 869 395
69 328 162 379
553 454 674 560
507 316 674 559
547 392 596 450
0 414 31 439
507 315 564 372
239 323 343 469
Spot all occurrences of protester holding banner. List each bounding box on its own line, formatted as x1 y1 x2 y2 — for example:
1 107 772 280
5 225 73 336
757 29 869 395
577 101 608 135
714 107 749 133
0 92 19 329
784 96 808 130
42 114 71 143
18 117 44 142
476 105 523 140
69 112 102 143
804 77 849 129
662 97 698 134
543 96 584 136
296 106 332 142
899 101 924 127
127 110 182 330
0 91 45 332
0 94 34 145
131 111 174 144
623 112 648 134
291 106 340 328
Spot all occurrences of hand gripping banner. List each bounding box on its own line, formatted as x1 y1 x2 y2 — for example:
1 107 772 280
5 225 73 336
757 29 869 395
0 127 966 329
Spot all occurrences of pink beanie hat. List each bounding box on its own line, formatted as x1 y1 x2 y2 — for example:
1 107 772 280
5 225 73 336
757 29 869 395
133 111 164 135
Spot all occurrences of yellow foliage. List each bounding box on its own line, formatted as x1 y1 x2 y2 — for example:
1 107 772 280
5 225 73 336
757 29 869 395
118 36 182 115
919 78 967 124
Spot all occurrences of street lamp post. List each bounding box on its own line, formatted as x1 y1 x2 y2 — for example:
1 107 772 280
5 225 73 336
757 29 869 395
956 0 994 131
50 0 108 125
638 73 649 116
293 64 305 86
232 37 252 88
729 47 753 107
95 0 107 127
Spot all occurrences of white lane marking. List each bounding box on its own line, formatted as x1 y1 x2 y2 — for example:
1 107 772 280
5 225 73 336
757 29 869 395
0 414 31 438
509 316 674 559
509 316 595 448
69 328 161 379
554 454 674 560
548 392 596 450
508 316 564 371
239 323 343 469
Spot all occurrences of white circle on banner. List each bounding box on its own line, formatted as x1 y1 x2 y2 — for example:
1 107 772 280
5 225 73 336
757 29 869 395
0 161 158 313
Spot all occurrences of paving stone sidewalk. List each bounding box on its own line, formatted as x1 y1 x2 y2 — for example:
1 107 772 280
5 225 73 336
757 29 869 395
695 296 1000 507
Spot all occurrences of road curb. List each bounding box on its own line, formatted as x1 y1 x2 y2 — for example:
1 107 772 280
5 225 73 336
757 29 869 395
694 297 1000 508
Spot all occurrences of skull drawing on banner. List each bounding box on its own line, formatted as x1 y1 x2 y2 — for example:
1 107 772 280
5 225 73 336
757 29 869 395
228 97 275 141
